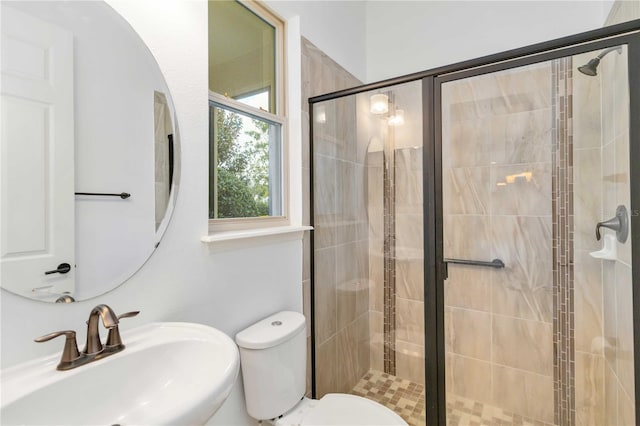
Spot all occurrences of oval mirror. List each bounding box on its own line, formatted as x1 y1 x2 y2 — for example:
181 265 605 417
0 1 179 302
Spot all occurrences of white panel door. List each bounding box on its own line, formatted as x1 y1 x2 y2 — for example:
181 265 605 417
1 6 75 300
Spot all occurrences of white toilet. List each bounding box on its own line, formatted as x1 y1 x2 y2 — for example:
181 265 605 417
235 311 407 425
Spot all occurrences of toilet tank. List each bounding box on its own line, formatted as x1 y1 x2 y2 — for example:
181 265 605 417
235 311 307 420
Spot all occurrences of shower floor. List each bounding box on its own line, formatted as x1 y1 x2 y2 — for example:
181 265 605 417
351 370 425 426
350 370 554 426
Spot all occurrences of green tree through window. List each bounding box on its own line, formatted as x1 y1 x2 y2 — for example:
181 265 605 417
211 107 271 219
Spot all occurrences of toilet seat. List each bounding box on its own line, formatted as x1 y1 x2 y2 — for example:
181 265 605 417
274 394 407 426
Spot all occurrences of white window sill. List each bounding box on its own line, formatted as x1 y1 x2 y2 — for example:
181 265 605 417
201 225 312 251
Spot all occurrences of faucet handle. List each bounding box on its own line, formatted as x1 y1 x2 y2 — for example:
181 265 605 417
34 330 82 370
118 311 140 320
106 311 140 348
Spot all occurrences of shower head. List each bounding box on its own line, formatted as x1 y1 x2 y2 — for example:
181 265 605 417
578 58 600 76
577 46 622 77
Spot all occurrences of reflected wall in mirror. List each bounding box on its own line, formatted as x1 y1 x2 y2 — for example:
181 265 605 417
0 1 180 302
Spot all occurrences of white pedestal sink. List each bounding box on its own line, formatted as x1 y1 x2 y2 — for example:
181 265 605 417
0 322 239 425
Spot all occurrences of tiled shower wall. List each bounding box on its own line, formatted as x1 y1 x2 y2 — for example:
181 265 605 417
572 50 606 426
442 64 555 424
302 38 369 397
601 2 637 424
360 81 425 385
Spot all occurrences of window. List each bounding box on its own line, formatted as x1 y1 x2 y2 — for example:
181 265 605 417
208 0 286 230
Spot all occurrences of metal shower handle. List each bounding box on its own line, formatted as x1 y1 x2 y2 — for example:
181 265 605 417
596 205 628 243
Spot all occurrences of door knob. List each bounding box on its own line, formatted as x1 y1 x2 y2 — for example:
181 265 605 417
44 263 72 275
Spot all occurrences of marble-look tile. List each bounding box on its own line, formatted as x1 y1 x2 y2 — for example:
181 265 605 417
603 261 617 370
313 109 338 158
446 308 491 361
575 351 605 426
492 315 553 375
334 98 357 161
302 167 311 226
574 250 603 354
615 133 632 267
602 140 617 227
395 148 423 215
369 311 384 371
443 167 490 215
396 258 424 302
354 93 369 154
336 314 369 394
396 340 425 385
446 353 492 405
491 365 554 424
612 46 629 140
355 241 370 317
496 63 552 107
618 381 636 426
615 262 635 401
444 266 491 312
313 154 337 249
601 57 615 145
491 108 553 165
396 213 423 257
354 164 369 241
490 162 552 216
355 313 370 381
572 52 602 150
314 247 336 344
574 148 603 251
396 298 425 346
491 216 553 323
336 160 357 245
316 335 337 398
448 65 551 123
604 362 619 426
336 322 359 393
368 240 384 313
447 119 492 167
337 243 357 330
449 83 551 124
367 154 384 242
443 215 492 260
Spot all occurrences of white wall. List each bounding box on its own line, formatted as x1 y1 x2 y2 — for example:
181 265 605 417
0 1 302 424
265 0 367 82
366 1 607 82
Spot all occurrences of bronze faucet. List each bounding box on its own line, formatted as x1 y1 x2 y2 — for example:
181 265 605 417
35 305 140 371
84 304 119 354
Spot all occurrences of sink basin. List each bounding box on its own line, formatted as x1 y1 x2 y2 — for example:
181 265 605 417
0 322 239 425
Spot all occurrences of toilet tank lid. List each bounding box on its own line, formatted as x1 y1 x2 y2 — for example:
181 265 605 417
235 311 306 350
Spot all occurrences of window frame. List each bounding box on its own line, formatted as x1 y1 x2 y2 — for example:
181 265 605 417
208 0 288 233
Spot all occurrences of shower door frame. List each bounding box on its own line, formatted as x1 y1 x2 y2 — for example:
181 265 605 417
308 18 640 426
429 30 640 425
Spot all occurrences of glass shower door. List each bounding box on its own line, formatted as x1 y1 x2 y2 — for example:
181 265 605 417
440 45 633 425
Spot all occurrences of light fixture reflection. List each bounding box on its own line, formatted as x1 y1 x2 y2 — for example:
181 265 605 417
370 93 389 114
388 109 405 126
315 104 327 124
505 171 532 184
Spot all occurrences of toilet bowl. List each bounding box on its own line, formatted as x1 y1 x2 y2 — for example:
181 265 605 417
269 394 406 425
235 311 407 425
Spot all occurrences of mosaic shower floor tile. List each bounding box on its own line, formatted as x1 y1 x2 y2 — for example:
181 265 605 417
350 370 554 426
351 369 425 426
